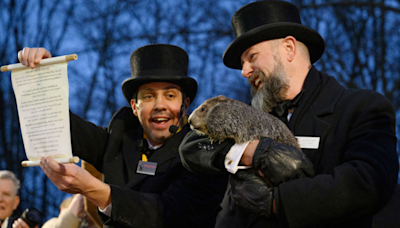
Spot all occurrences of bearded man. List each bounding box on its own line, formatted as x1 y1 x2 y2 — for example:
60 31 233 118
179 1 399 228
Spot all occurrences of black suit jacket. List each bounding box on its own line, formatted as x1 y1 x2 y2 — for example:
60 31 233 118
202 66 398 228
268 67 398 228
69 107 229 228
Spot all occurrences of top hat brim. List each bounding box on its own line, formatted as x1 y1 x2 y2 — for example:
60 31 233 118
223 22 325 69
122 76 198 105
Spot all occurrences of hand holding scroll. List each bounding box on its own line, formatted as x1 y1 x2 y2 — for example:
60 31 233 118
18 47 52 68
39 157 111 209
3 47 80 166
40 157 90 194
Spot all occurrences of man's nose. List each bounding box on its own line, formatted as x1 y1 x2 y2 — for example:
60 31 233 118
241 62 253 78
153 97 167 111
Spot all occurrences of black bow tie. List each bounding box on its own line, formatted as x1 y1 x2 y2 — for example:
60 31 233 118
271 90 305 124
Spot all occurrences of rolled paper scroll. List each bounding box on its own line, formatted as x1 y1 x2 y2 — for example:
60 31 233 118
2 54 80 167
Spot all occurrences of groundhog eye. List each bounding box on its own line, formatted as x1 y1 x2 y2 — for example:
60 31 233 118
201 107 206 112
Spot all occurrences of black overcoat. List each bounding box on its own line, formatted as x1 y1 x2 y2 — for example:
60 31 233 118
250 66 398 228
182 66 398 228
69 107 229 228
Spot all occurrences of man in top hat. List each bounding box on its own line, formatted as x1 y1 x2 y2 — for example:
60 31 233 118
17 44 230 228
179 1 398 228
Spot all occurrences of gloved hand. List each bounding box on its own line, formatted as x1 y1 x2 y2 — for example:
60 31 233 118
252 137 315 186
230 169 274 218
179 130 235 175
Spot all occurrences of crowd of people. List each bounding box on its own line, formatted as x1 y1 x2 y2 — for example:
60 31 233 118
3 1 398 228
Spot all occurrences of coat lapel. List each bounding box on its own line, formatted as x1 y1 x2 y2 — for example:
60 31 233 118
288 67 345 170
121 131 143 185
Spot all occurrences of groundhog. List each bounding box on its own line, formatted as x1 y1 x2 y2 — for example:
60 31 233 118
189 95 300 150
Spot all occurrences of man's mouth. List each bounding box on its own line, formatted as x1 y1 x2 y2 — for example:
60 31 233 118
250 75 262 89
152 117 170 124
249 70 266 89
254 76 261 87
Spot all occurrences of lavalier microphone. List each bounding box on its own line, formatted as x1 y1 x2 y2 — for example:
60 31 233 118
169 90 186 134
169 104 185 134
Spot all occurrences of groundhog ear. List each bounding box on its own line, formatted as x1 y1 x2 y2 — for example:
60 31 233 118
216 95 227 102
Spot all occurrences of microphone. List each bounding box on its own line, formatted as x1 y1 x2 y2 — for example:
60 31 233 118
169 104 185 134
169 125 180 134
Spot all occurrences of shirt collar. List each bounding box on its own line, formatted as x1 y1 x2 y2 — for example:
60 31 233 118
147 139 161 150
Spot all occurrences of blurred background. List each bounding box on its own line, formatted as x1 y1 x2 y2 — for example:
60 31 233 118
0 0 399 222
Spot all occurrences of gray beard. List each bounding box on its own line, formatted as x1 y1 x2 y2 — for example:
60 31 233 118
251 61 289 113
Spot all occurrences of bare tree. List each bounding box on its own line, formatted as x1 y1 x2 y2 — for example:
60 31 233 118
0 0 76 220
0 0 399 222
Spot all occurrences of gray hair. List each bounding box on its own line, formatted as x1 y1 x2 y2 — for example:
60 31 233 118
0 170 20 195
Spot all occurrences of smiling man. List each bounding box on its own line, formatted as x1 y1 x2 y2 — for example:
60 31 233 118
179 1 398 228
18 44 229 228
132 82 190 146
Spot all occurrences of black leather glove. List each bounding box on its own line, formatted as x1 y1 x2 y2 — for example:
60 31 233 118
230 169 274 218
179 130 235 175
252 137 315 186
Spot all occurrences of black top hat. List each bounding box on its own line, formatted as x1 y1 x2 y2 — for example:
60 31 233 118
122 44 197 104
223 0 325 69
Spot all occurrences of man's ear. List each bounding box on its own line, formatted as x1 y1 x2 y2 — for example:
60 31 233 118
131 99 139 117
13 195 20 210
283 36 297 62
183 97 190 116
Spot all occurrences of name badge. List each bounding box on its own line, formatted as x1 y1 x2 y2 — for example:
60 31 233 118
137 160 158 175
295 136 320 149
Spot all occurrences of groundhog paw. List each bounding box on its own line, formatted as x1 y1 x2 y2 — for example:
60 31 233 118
209 137 225 144
193 129 206 137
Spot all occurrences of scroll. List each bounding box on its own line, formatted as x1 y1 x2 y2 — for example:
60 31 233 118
1 55 80 167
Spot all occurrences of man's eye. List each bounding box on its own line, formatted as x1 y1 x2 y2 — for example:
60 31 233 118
143 94 153 99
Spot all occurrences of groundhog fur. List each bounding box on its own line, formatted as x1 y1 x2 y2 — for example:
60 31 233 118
189 95 300 150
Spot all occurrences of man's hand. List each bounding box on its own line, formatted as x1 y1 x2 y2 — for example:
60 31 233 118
12 218 37 228
18 47 52 69
240 139 260 166
249 137 315 186
179 130 235 175
230 169 274 218
39 157 111 209
40 157 88 194
68 194 85 220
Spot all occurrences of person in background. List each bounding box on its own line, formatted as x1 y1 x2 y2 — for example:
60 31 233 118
0 170 39 228
179 1 399 227
42 194 98 228
0 170 21 228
